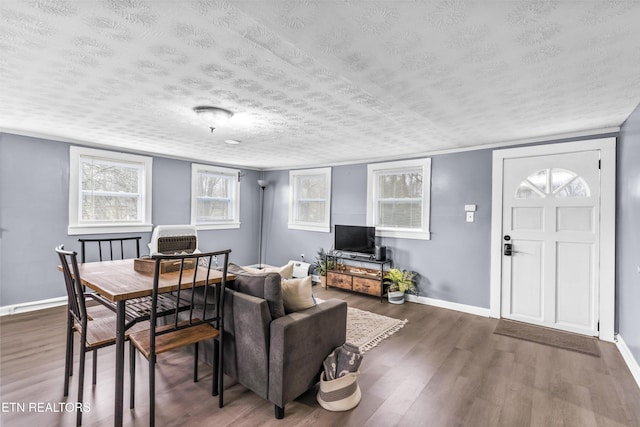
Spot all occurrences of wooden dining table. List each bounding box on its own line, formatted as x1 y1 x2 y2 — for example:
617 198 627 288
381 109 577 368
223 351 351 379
73 258 233 427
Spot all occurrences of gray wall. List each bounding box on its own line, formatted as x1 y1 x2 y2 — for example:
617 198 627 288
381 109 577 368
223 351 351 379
4 121 640 372
0 133 261 306
617 103 640 363
263 149 493 308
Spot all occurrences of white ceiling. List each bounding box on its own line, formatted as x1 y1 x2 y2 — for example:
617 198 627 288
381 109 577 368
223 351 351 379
1 0 640 170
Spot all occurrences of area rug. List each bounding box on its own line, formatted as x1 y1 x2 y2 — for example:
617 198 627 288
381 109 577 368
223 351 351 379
317 298 408 353
494 319 600 357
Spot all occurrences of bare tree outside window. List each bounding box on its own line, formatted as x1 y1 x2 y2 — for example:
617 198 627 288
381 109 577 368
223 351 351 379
293 174 327 224
376 169 423 229
190 164 240 229
367 158 430 240
195 172 233 222
515 168 590 199
80 160 142 222
288 167 331 232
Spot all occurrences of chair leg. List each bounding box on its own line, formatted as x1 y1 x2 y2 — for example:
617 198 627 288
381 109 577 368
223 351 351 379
70 332 74 378
77 345 86 426
217 337 224 408
64 316 73 396
212 340 219 397
92 349 98 385
193 342 199 383
275 405 285 419
149 354 155 427
129 341 136 409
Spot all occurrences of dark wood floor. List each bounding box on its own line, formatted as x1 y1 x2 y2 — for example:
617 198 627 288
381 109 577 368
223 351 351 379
2 287 640 426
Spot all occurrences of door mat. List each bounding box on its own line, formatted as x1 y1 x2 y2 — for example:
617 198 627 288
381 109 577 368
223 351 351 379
494 319 600 357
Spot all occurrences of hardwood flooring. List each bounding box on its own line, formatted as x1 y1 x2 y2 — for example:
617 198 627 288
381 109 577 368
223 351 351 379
2 287 640 426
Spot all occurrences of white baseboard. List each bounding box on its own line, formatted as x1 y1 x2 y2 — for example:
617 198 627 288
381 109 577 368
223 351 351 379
0 296 67 316
616 334 640 390
405 294 491 317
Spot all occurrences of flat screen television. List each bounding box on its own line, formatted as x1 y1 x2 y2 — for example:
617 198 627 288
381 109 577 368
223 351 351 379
334 225 375 255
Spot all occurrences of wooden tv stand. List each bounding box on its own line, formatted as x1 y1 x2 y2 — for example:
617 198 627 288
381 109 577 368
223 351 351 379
325 253 391 301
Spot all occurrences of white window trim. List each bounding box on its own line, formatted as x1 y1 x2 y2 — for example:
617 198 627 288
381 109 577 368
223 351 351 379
367 158 431 240
288 167 332 233
191 163 241 230
68 146 153 235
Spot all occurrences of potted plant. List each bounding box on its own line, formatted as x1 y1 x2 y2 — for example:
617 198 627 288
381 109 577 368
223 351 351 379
314 248 336 288
383 268 417 304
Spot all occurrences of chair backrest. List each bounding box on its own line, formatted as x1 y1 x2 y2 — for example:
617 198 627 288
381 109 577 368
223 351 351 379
56 245 88 328
78 237 141 263
148 249 232 352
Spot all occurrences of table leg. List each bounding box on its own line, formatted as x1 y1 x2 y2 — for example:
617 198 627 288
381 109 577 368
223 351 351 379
114 300 125 427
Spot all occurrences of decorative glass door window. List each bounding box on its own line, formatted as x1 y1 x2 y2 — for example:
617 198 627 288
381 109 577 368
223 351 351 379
515 168 590 199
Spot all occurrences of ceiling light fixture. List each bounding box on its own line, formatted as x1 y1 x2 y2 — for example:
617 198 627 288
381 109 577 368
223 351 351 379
193 106 234 132
224 139 241 145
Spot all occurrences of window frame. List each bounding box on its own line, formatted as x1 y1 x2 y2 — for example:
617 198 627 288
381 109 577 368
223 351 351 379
68 146 153 235
190 163 241 230
288 167 332 233
367 158 431 240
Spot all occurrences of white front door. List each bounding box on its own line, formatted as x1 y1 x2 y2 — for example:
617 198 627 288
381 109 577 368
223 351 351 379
501 150 601 336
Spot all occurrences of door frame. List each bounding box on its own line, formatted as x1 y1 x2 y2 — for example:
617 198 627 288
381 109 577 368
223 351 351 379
489 138 617 341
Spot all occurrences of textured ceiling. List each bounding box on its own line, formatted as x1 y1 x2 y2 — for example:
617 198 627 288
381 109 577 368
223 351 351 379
1 0 640 170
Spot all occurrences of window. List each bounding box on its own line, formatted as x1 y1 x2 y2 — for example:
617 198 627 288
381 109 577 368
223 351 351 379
289 167 331 232
367 158 431 240
191 164 240 229
68 146 152 235
515 168 590 199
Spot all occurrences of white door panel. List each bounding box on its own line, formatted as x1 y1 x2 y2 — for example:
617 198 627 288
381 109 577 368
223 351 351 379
556 242 595 332
509 240 543 321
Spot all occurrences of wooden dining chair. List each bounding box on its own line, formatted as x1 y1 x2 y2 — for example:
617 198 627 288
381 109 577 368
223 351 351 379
78 236 142 318
127 249 231 427
70 237 142 386
56 245 146 426
78 236 141 263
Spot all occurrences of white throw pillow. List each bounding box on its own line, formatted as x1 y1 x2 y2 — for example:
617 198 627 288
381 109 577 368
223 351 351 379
281 276 315 313
264 261 294 279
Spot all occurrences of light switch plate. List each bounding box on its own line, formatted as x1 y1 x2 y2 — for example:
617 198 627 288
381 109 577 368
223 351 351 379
466 212 475 222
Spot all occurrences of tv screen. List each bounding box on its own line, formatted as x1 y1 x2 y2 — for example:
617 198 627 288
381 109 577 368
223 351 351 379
334 225 375 254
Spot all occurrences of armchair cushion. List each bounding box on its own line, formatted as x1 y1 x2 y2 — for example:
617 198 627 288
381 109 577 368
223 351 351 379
227 263 285 319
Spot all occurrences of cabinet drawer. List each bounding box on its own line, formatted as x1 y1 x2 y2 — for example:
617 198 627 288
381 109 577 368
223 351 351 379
327 272 352 290
353 277 381 296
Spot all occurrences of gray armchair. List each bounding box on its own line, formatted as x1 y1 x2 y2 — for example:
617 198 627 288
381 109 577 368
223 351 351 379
223 263 347 418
